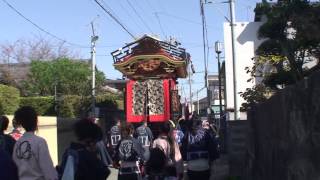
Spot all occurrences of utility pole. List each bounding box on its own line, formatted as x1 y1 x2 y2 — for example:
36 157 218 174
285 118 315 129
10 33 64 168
197 91 199 115
200 0 211 116
229 0 239 120
90 22 99 118
215 41 223 118
54 80 59 117
188 58 193 113
195 87 206 115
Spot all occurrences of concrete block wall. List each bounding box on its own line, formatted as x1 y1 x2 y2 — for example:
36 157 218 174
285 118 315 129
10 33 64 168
227 120 248 177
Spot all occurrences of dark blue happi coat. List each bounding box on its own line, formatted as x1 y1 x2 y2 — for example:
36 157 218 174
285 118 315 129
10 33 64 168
181 127 219 162
115 136 145 162
109 125 121 148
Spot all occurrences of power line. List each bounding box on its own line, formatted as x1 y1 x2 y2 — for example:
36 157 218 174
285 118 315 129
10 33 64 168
125 0 154 34
1 0 87 48
144 0 168 39
154 12 167 39
143 1 169 39
236 1 253 21
155 0 169 16
96 54 112 57
117 0 144 33
98 0 139 36
99 0 120 19
182 81 205 85
134 0 156 27
96 44 123 48
157 12 203 26
211 4 231 22
156 11 220 29
94 0 136 39
144 0 158 13
148 0 173 38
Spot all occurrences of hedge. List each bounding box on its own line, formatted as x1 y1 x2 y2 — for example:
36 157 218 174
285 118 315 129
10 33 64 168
0 86 120 117
96 94 117 108
0 84 20 114
20 95 81 118
58 95 121 117
59 95 83 118
20 96 55 116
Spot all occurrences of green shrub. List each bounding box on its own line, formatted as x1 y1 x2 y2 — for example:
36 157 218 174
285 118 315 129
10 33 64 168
20 96 55 116
116 100 124 110
0 84 20 114
59 95 86 118
96 94 118 109
16 94 121 118
58 98 75 118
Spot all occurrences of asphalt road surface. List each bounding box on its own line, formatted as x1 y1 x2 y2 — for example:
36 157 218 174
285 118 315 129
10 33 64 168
106 156 229 180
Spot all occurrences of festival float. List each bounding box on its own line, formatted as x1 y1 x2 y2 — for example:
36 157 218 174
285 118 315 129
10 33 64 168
111 35 190 124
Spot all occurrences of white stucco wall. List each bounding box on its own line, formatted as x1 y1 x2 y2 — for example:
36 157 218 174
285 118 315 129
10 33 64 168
223 22 264 113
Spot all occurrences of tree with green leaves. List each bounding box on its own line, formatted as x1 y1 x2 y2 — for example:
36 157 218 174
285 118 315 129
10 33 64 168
256 0 319 88
22 58 106 97
240 0 320 110
0 84 20 114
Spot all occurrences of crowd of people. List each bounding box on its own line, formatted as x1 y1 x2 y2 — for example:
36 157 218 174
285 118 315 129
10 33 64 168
0 106 220 180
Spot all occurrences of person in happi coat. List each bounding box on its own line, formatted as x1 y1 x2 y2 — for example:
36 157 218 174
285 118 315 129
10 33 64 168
114 123 145 180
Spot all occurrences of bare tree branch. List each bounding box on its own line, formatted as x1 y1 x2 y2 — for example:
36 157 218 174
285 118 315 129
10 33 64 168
0 36 81 63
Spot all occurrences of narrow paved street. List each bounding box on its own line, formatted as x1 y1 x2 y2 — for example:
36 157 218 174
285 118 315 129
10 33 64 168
108 155 230 180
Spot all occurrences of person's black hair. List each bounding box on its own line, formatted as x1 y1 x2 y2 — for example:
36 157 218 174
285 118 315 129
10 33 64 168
189 117 202 135
112 118 121 127
136 120 147 128
14 106 38 132
0 115 9 132
114 115 122 123
12 119 20 129
159 122 175 159
74 118 102 142
159 121 171 134
178 119 188 134
120 123 134 138
146 148 167 174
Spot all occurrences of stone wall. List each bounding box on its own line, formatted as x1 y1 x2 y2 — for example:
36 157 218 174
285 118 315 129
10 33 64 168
246 70 320 180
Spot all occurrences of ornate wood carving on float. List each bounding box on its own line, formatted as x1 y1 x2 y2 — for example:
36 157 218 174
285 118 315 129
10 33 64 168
111 35 189 123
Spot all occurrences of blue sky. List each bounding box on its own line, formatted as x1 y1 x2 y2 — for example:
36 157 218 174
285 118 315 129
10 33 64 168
1 0 261 100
